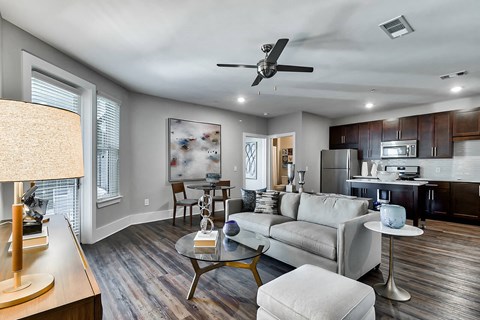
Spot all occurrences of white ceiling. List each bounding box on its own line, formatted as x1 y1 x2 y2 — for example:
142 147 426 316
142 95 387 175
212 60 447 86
1 0 480 119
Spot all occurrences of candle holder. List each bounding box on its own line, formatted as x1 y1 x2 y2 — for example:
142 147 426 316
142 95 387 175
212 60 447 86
298 170 306 193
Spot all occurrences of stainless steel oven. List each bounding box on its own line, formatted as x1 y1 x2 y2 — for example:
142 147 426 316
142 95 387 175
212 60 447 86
380 140 417 158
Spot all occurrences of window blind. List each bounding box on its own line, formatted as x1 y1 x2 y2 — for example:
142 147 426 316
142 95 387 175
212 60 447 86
96 96 120 201
31 72 81 237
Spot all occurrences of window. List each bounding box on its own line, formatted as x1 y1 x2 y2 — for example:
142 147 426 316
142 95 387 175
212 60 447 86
31 72 81 236
96 95 121 203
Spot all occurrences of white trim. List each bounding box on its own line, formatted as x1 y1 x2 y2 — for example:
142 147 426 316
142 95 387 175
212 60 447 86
21 50 96 244
96 195 123 208
94 210 202 243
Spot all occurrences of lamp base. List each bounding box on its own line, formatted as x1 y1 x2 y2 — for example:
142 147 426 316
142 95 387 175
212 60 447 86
0 273 54 308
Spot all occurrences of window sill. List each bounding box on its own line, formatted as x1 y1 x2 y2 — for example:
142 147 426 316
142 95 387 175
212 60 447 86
97 195 123 208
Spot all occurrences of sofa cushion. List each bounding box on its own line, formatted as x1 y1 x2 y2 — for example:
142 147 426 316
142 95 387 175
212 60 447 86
255 191 280 214
270 221 337 260
297 193 368 228
229 212 293 237
241 188 266 212
278 193 301 219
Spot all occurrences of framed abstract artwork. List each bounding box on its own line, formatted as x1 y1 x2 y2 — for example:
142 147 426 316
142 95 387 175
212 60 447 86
245 141 257 180
168 118 221 181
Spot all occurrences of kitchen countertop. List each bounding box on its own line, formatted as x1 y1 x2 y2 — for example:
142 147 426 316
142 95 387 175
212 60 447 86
347 179 428 186
414 178 480 184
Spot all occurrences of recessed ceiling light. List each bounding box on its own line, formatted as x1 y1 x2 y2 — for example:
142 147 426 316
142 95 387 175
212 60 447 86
264 112 269 116
365 102 374 109
450 86 462 93
237 96 246 103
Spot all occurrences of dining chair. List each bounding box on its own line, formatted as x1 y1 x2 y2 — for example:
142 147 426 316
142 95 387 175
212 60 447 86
171 182 198 226
211 180 231 216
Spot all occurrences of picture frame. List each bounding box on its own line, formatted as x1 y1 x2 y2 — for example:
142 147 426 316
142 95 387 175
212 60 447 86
168 118 221 181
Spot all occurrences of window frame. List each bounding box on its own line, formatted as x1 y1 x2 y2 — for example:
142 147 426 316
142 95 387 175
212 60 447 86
96 92 122 207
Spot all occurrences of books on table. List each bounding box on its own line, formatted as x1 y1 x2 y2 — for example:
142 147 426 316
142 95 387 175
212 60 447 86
193 230 218 247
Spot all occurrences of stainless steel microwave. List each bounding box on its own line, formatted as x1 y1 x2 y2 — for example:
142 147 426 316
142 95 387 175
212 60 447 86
380 140 417 158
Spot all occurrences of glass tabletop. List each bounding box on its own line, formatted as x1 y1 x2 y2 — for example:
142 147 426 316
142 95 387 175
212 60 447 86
175 229 270 262
187 184 235 191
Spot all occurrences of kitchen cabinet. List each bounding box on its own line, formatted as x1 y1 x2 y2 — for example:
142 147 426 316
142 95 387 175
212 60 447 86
329 124 359 149
418 112 452 158
382 116 418 141
358 121 382 159
451 182 480 221
453 109 480 139
424 182 450 217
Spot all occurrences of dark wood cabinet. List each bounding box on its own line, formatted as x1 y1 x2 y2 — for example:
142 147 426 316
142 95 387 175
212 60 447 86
358 121 382 159
453 109 480 138
382 116 418 141
418 112 452 158
329 124 359 149
451 182 480 221
424 182 450 217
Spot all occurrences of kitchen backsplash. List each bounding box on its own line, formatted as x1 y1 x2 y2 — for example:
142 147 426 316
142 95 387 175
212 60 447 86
369 140 480 181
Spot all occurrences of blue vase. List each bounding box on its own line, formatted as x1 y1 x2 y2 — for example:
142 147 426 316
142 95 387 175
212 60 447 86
223 220 240 237
380 204 406 229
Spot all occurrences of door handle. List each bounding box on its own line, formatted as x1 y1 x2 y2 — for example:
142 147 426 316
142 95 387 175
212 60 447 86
431 147 434 157
432 190 435 201
434 147 437 157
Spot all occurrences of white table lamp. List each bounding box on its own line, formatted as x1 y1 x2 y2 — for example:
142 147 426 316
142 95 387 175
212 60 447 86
0 99 84 308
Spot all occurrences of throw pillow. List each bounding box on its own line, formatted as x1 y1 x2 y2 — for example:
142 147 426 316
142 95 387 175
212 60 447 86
254 191 280 214
241 188 266 212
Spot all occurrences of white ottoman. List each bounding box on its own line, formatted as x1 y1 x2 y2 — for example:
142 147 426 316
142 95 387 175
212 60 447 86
257 264 375 320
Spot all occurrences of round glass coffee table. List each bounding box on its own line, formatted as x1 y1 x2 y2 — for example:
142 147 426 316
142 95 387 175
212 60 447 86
175 229 270 299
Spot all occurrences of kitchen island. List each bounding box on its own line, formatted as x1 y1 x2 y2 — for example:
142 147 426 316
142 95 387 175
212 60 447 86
347 179 428 227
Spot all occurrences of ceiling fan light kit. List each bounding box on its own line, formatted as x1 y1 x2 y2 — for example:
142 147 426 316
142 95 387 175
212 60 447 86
217 38 314 86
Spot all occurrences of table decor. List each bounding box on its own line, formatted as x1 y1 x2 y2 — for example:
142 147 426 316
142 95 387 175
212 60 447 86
380 204 406 229
197 195 214 234
223 220 240 237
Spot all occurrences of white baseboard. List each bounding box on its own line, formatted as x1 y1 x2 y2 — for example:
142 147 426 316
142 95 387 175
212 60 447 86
92 207 215 243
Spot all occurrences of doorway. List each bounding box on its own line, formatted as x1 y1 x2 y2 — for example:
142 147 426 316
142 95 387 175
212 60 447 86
242 134 268 190
270 133 295 191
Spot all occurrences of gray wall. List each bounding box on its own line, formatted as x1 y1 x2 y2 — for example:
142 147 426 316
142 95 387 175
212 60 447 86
119 93 268 226
267 111 331 192
0 19 130 231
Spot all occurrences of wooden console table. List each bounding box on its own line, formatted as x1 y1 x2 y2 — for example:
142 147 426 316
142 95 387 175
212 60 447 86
0 215 102 319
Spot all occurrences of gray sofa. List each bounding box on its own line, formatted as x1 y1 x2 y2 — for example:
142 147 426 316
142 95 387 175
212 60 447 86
225 192 381 280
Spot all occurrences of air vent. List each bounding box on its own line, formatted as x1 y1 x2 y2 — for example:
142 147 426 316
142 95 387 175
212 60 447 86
440 70 468 80
379 15 414 39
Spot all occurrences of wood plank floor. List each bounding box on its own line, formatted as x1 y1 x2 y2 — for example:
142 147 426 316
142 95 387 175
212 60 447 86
82 215 480 320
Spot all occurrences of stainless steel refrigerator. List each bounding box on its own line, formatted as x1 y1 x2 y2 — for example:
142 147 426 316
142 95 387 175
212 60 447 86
321 149 359 195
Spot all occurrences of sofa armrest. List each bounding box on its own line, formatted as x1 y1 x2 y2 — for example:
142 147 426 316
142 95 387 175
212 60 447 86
225 198 243 220
337 211 382 280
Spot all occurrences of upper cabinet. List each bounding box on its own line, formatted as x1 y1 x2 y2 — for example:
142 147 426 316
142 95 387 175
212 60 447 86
382 116 418 141
418 112 452 158
358 121 382 159
453 109 480 140
329 124 358 149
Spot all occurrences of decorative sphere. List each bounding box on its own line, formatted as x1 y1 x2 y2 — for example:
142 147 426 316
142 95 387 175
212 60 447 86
223 220 240 237
380 204 406 229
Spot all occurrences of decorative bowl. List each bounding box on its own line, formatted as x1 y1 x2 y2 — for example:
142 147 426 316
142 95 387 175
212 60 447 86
376 171 399 182
380 204 406 229
206 172 221 185
223 220 240 237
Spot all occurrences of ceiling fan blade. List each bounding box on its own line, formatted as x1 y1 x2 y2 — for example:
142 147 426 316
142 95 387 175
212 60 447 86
277 65 314 73
251 75 263 86
266 38 289 63
217 64 257 68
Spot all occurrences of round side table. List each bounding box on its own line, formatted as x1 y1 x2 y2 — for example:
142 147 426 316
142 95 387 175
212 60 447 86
364 221 423 301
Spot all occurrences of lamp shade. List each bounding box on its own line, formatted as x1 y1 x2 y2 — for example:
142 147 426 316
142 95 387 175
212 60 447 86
0 99 84 182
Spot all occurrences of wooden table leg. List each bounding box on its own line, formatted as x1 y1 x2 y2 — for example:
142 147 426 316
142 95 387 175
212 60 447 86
187 259 224 300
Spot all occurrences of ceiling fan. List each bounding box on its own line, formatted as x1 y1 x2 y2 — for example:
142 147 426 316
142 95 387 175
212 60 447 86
217 38 314 86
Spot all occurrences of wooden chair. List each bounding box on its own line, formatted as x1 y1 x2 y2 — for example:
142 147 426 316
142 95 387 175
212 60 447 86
171 182 198 226
211 180 231 216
